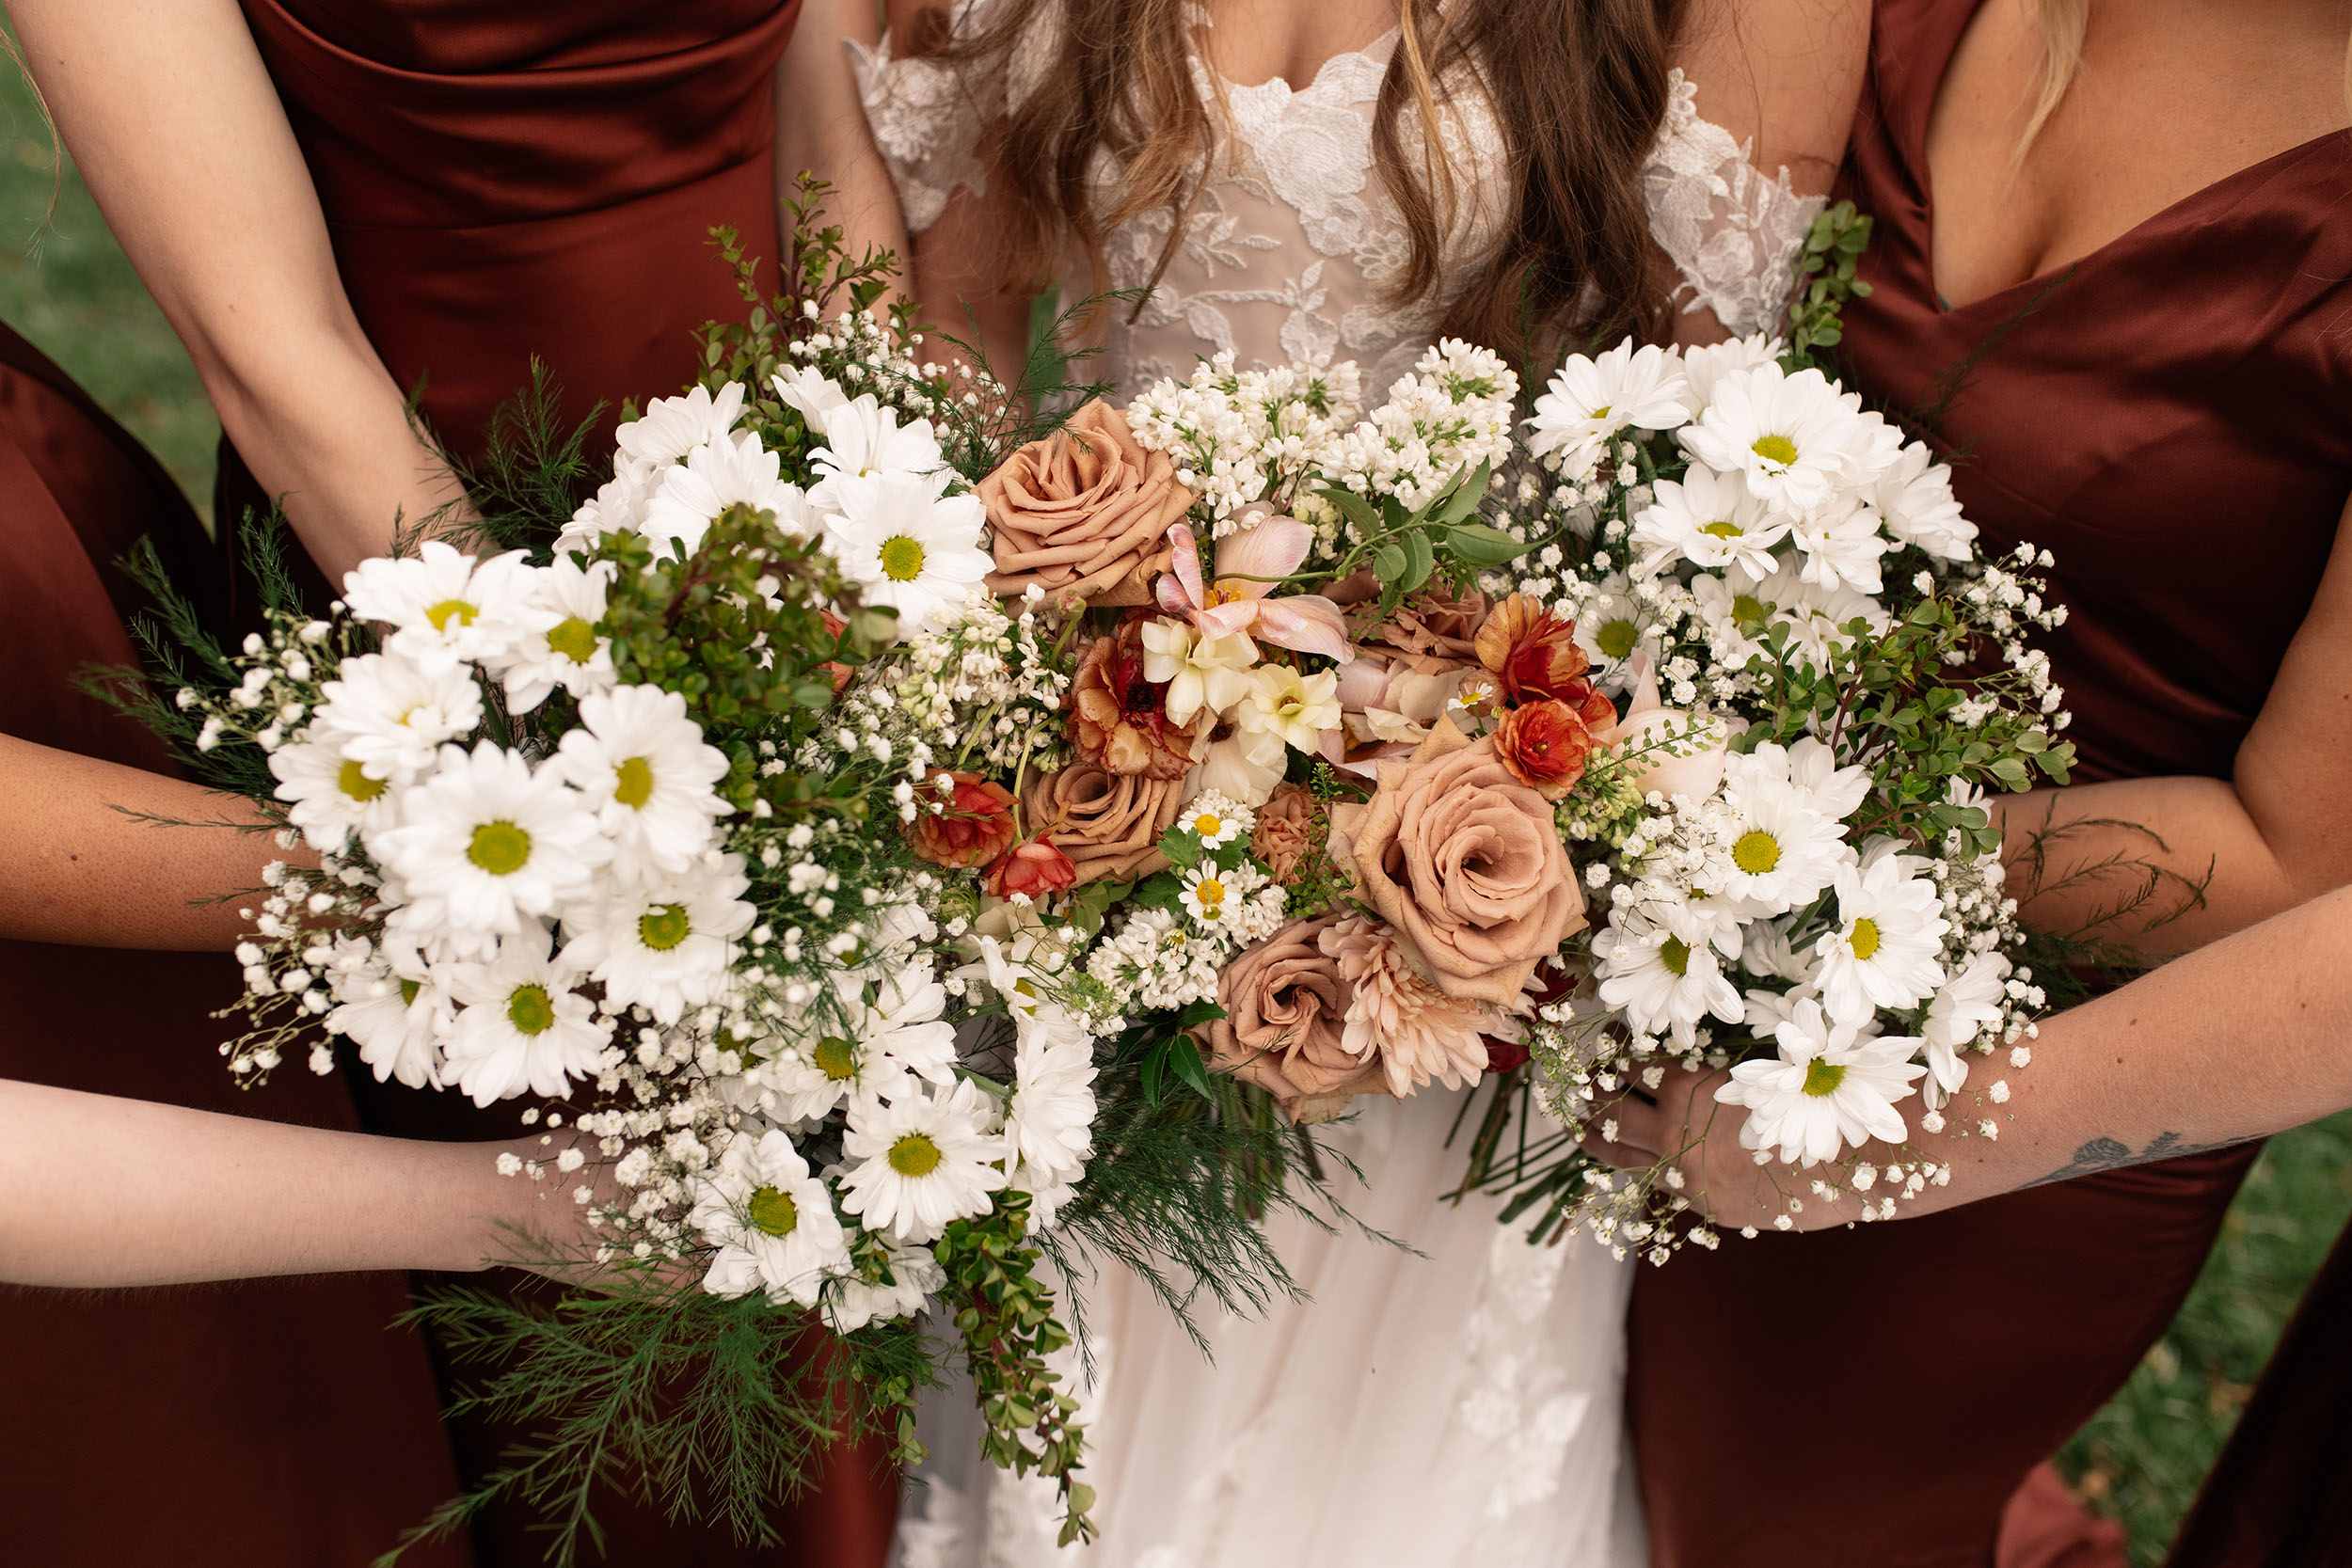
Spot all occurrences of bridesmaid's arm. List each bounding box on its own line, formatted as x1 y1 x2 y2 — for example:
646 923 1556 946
6 0 467 582
0 1078 588 1286
0 733 294 951
1993 490 2352 957
1596 880 2352 1230
776 0 914 287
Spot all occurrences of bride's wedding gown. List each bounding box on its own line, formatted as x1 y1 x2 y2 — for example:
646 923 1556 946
853 24 1818 1567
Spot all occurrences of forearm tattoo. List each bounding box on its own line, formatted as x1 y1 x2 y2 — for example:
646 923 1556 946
2025 1130 2253 1188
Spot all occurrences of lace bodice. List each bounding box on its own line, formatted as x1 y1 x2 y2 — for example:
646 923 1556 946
851 11 1821 398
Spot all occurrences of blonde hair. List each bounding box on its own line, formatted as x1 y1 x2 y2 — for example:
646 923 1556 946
2023 0 2352 159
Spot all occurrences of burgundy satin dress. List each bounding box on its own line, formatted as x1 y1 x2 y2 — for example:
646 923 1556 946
0 320 471 1567
217 6 899 1562
1626 2 2352 1562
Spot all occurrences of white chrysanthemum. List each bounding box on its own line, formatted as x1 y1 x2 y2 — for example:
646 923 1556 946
1595 907 1744 1046
1679 362 1887 517
823 1235 946 1333
1676 332 1782 412
1716 996 1927 1166
1569 574 1654 683
1527 341 1691 480
310 651 485 784
1235 663 1340 753
691 1128 851 1308
1786 497 1890 595
751 966 964 1123
559 857 755 1025
562 466 653 549
1179 859 1267 929
1727 736 1872 824
501 555 617 713
1690 572 1775 669
1872 440 1976 562
374 741 607 950
1176 791 1254 849
1140 618 1257 727
1921 951 2011 1101
443 923 611 1105
1744 557 1893 668
811 394 946 489
325 935 448 1088
1713 775 1852 915
342 542 539 676
771 365 852 426
1632 463 1789 578
613 381 746 469
1812 848 1950 1026
642 434 817 557
270 731 402 853
824 473 992 640
554 684 732 883
1004 1002 1097 1226
837 1077 1008 1244
1740 916 1820 986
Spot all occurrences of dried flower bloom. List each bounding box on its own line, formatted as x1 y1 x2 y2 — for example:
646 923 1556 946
1318 915 1495 1097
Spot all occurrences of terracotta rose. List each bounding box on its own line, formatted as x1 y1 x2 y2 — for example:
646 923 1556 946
1206 913 1386 1122
979 399 1194 607
1327 717 1585 1005
1021 762 1184 885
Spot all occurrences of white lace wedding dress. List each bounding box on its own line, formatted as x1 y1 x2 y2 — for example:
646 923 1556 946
852 22 1819 1568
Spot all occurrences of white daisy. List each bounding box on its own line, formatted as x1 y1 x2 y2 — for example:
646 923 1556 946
1787 497 1890 596
1595 906 1744 1046
310 651 484 784
1004 1002 1097 1205
810 394 946 491
1632 463 1789 578
1690 572 1776 671
1739 915 1820 986
1713 775 1852 915
823 473 992 640
1744 558 1893 669
1179 859 1266 929
1871 440 1976 562
1676 332 1782 413
1570 574 1655 684
771 365 852 427
642 434 816 558
1527 341 1692 480
342 542 539 676
1727 736 1872 824
1812 848 1950 1026
325 935 449 1088
501 555 617 714
691 1127 851 1308
559 466 653 551
613 381 746 469
1716 996 1927 1165
270 731 402 853
1140 618 1258 728
836 1077 1008 1244
442 923 611 1105
554 684 733 883
374 741 608 951
1177 791 1254 850
1234 664 1340 754
558 856 755 1024
1920 950 2011 1101
1679 362 1886 518
822 1234 946 1333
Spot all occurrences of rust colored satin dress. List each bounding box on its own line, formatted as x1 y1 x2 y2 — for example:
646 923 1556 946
216 6 899 1563
0 321 471 1566
1625 2 2352 1563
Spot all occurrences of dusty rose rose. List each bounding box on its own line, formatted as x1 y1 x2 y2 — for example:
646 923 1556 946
1021 762 1184 884
1492 698 1597 800
1250 783 1320 886
1207 912 1387 1122
907 770 1018 869
980 399 1193 607
1318 915 1497 1096
1475 593 1597 705
987 838 1080 899
1069 621 1200 781
1327 719 1585 1005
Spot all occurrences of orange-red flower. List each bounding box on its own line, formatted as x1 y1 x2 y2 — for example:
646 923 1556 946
988 838 1080 899
907 770 1019 869
1474 594 1592 705
1492 698 1597 800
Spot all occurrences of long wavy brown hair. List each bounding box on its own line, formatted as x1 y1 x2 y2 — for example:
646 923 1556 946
916 0 1689 361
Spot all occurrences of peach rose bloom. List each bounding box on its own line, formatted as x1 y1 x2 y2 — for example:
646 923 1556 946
1250 782 1319 886
1207 912 1386 1122
1327 718 1585 1005
979 399 1194 607
1022 762 1184 885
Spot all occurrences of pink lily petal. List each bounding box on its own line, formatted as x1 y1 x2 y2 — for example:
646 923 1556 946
1607 650 1662 736
1252 594 1355 662
1196 600 1262 640
1216 512 1311 594
1162 523 1206 615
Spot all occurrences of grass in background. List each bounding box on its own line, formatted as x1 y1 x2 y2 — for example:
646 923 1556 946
0 58 216 515
0 37 2345 1568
